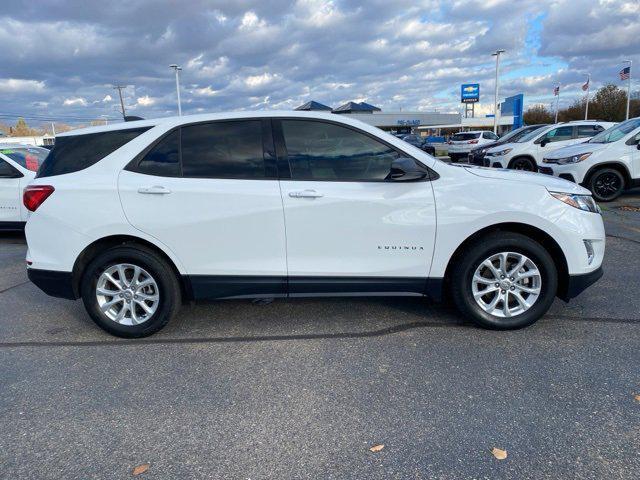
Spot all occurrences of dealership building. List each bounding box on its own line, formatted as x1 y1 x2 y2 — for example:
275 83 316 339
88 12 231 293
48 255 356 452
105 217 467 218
295 101 460 133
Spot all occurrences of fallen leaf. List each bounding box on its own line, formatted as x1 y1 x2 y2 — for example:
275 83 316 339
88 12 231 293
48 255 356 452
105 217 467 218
132 463 150 476
369 444 385 453
634 394 640 402
491 447 507 460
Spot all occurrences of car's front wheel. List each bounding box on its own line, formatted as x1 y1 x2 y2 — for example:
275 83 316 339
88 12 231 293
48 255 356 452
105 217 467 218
80 245 181 338
509 157 536 171
589 168 625 202
450 232 558 329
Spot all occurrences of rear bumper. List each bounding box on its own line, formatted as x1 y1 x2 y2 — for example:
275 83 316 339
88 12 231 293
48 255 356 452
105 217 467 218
27 268 77 300
560 267 603 301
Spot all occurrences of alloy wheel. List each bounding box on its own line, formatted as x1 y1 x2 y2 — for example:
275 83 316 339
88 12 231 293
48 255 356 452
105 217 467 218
593 172 622 200
96 263 159 325
471 252 542 318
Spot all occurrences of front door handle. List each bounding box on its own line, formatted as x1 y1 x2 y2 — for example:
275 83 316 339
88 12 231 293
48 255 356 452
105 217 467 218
288 189 324 199
138 186 172 195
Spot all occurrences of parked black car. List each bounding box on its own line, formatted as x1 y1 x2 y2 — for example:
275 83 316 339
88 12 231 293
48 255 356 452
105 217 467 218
400 134 436 156
468 124 548 166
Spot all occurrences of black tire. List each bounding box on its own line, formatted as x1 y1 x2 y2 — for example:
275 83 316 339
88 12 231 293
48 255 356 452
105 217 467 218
509 157 536 171
450 232 558 330
588 168 625 202
80 245 181 338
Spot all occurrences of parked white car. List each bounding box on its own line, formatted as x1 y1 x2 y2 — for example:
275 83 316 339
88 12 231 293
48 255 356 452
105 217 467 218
0 144 49 230
540 117 640 201
484 121 616 171
24 111 604 337
447 130 499 162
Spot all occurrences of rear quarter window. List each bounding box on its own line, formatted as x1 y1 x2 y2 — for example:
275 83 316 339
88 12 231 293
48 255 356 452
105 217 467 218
36 127 151 178
0 147 49 172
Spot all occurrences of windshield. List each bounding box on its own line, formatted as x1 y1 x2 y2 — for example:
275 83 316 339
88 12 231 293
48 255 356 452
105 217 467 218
451 133 480 141
0 146 50 171
516 126 551 143
588 118 640 144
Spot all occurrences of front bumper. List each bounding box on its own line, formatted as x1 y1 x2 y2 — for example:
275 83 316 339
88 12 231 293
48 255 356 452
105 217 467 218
560 266 603 301
27 268 77 300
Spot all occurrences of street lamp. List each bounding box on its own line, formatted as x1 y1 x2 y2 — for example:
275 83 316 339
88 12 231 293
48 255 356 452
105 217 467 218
169 64 182 116
492 49 505 134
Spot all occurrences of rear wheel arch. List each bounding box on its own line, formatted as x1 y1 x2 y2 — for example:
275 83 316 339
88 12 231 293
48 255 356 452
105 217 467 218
71 235 188 301
443 222 570 300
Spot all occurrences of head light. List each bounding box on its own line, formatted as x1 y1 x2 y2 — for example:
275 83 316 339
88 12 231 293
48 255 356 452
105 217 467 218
549 192 600 213
490 148 512 156
556 152 592 164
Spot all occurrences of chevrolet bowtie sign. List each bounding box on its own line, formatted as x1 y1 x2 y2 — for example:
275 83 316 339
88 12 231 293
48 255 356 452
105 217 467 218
461 83 480 103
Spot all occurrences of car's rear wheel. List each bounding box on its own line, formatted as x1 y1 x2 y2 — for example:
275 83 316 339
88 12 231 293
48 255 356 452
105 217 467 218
589 168 625 202
509 157 536 171
450 232 557 329
80 245 181 338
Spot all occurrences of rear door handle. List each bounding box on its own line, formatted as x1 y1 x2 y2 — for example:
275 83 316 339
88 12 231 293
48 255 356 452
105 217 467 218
138 186 172 195
288 189 324 199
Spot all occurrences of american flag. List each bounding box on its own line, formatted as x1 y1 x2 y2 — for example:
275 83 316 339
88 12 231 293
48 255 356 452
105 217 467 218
581 77 590 91
553 85 560 96
619 66 631 80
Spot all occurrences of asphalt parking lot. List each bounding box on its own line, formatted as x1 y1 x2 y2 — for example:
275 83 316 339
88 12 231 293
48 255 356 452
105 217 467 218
1 191 639 479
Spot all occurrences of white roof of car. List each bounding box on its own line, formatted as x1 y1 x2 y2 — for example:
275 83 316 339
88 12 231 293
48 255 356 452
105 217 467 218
56 110 371 138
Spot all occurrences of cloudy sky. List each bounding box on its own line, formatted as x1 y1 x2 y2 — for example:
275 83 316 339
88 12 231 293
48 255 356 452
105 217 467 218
1 0 638 126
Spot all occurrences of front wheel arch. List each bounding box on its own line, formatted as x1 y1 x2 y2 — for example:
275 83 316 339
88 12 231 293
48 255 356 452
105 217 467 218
443 223 570 301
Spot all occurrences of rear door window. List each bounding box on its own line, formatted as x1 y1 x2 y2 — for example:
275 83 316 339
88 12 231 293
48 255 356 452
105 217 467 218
0 159 20 178
37 127 150 178
577 125 604 138
0 147 49 172
181 121 266 179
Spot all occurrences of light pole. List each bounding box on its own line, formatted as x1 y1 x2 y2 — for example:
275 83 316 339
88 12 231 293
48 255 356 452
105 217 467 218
169 64 182 116
492 49 505 134
623 60 632 120
113 85 127 120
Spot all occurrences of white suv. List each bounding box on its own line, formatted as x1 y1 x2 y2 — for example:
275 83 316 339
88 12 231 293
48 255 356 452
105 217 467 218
540 117 640 201
0 144 49 230
484 121 615 171
24 111 605 337
447 130 499 162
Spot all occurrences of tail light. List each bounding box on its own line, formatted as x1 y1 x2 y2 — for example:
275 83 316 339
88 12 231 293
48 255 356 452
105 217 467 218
23 185 55 212
468 140 479 144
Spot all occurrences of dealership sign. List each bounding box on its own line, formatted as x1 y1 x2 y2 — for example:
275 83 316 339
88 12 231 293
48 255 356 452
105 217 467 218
461 83 480 103
396 119 421 126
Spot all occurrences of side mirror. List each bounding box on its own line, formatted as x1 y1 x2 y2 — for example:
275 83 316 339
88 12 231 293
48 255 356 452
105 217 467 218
540 138 549 147
388 157 428 181
637 143 640 150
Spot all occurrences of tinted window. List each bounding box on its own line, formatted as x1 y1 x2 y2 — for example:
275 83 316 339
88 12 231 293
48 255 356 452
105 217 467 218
37 127 150 178
543 126 573 143
0 146 49 172
135 130 180 177
181 121 265 178
451 133 480 141
282 120 401 181
482 132 498 140
577 125 604 138
0 159 20 178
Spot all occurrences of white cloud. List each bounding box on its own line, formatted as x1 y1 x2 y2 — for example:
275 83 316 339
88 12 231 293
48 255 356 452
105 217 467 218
193 86 218 96
245 73 278 88
239 11 266 30
0 78 45 92
136 95 156 106
63 97 87 106
102 94 112 102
